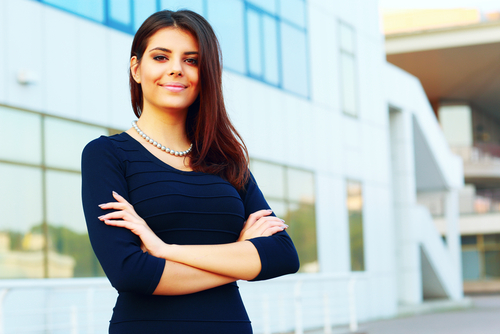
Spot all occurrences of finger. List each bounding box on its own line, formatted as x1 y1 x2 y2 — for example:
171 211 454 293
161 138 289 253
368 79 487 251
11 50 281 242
252 218 287 235
262 225 288 236
98 211 135 221
98 202 129 210
112 191 131 205
103 219 147 232
245 209 273 228
249 216 284 232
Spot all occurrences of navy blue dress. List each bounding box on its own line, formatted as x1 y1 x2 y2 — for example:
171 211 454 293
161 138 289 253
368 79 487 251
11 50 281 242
81 133 299 333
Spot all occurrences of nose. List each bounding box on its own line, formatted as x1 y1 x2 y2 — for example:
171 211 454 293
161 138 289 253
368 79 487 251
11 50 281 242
168 59 183 77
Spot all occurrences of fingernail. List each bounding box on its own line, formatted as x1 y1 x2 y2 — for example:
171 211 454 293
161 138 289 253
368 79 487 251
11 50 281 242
280 219 286 223
284 224 289 228
98 215 104 220
98 204 105 208
267 209 273 212
112 191 118 195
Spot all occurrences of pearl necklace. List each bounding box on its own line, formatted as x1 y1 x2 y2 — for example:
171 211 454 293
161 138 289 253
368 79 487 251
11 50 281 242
132 121 193 157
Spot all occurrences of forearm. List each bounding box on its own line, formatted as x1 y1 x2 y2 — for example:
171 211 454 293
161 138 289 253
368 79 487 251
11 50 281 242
160 241 261 281
153 260 237 295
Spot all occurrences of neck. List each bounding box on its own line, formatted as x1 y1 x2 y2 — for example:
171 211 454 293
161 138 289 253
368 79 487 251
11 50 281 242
136 106 190 150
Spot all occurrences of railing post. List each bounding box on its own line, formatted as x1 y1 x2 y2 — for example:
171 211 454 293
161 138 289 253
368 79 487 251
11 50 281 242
294 280 303 334
71 305 78 334
348 278 358 332
323 292 332 334
262 293 271 334
0 289 9 334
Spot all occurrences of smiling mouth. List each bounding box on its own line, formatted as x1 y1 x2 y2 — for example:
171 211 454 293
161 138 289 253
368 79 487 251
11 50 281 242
162 83 187 93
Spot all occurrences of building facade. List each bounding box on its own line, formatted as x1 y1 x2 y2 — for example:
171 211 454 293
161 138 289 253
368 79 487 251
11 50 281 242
384 8 500 293
0 0 464 332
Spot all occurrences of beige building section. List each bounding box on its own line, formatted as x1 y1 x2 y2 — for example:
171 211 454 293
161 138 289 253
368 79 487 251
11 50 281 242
382 9 481 34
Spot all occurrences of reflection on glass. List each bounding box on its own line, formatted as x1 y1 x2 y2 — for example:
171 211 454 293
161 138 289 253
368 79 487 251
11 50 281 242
279 0 306 27
287 203 318 273
0 164 44 278
109 0 131 25
133 0 157 31
251 160 285 199
263 15 279 85
250 159 318 273
341 52 357 116
44 117 106 171
347 180 364 271
484 251 500 278
247 8 262 77
461 250 480 280
484 234 500 246
160 0 204 15
461 235 477 245
281 23 308 96
43 0 105 22
0 106 42 164
45 170 103 277
247 0 278 15
207 0 246 72
267 199 287 218
287 169 315 204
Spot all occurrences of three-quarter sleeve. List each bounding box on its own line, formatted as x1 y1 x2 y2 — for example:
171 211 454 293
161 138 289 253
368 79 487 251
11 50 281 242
81 136 165 294
242 173 300 281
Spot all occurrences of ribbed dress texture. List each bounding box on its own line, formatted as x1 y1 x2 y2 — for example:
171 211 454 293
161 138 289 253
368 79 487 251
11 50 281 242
81 133 300 333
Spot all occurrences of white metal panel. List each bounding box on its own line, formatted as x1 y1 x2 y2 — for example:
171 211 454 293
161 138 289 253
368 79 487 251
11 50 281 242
308 5 339 110
42 5 79 119
5 0 44 111
106 29 133 130
0 0 6 103
315 174 351 273
76 19 110 126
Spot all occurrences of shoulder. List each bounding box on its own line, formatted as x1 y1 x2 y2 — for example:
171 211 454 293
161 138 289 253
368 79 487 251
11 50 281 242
83 133 127 156
82 133 131 164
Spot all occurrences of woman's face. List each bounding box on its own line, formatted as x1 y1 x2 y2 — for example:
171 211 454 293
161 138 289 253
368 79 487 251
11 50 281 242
131 28 200 115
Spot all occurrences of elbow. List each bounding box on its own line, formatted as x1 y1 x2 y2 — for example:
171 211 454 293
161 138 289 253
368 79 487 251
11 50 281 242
102 252 164 294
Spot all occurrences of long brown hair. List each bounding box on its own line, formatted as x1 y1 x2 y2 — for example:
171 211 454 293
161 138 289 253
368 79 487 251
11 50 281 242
130 10 249 189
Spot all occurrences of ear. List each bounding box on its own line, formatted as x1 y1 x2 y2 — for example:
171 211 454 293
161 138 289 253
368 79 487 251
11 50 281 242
130 56 141 84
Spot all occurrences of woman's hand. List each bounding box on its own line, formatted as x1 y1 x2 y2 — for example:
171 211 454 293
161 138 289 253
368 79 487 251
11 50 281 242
237 209 288 242
98 191 166 257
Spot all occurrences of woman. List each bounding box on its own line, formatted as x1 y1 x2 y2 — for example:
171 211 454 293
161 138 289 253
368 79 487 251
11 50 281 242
81 9 299 333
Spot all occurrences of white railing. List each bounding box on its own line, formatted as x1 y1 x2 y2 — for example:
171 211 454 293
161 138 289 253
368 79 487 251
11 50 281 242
0 274 361 334
0 278 116 334
239 273 363 334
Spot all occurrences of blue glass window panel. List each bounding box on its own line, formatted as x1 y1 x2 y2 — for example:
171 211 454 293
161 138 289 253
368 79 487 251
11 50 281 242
43 0 104 22
462 250 480 280
262 15 279 85
280 23 308 96
247 8 262 77
247 0 277 15
109 0 131 25
279 0 305 28
133 0 158 32
160 0 204 15
207 0 245 73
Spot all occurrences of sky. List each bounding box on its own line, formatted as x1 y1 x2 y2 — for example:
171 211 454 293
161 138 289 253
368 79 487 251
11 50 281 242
378 0 500 11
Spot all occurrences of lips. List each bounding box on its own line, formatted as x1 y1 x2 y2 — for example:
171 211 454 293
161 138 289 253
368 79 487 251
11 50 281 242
162 82 187 93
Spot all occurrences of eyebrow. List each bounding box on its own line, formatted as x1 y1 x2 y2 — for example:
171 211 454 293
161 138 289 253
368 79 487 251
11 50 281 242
149 47 198 55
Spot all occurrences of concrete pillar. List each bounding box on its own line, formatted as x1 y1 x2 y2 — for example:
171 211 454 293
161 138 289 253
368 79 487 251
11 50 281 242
389 109 422 305
445 188 464 299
